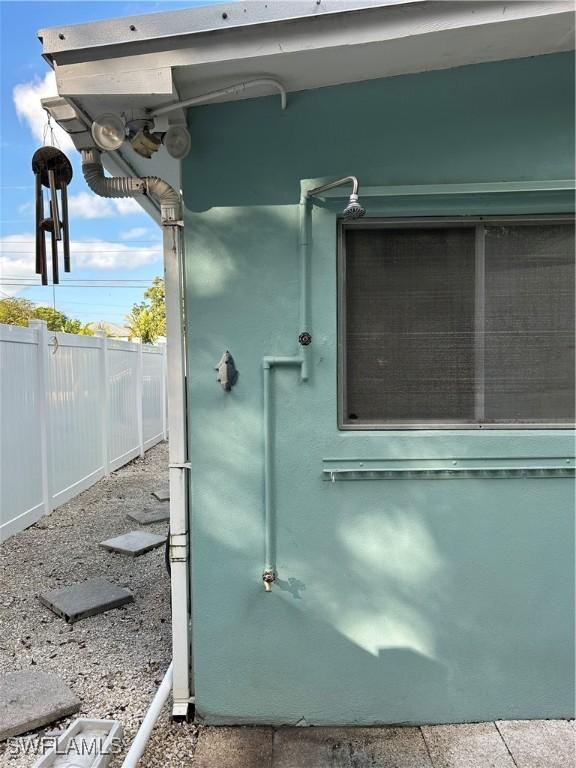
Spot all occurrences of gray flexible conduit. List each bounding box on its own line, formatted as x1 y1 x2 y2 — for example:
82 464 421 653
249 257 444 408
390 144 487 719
81 148 180 220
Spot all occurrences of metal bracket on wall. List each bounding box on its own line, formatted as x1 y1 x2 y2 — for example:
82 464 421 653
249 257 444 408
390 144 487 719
322 457 575 480
169 532 189 563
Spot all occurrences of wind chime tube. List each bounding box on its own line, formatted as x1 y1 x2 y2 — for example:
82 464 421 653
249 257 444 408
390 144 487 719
49 201 59 285
40 240 48 285
48 169 62 241
35 173 43 275
61 183 71 272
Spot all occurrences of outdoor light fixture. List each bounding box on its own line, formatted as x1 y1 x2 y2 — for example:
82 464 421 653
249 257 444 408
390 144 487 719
91 113 126 152
163 125 192 160
91 113 191 159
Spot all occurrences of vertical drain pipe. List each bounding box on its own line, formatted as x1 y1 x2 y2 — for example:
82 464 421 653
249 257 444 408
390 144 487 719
81 149 193 721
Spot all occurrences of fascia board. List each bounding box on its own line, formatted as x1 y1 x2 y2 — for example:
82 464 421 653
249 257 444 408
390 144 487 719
39 0 422 57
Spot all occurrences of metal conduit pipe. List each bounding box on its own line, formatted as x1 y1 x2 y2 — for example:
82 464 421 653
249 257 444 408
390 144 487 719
150 77 287 117
298 197 311 383
81 149 193 732
262 356 304 592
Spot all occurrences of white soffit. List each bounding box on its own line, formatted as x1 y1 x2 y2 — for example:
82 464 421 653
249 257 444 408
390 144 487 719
46 0 574 109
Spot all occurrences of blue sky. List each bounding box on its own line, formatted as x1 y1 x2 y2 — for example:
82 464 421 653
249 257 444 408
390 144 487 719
0 1 213 325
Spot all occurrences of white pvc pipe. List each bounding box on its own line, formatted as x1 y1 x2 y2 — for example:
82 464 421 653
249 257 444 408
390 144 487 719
150 77 287 116
121 662 174 768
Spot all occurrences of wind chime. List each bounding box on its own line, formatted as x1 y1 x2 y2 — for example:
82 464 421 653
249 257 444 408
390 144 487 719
32 121 73 285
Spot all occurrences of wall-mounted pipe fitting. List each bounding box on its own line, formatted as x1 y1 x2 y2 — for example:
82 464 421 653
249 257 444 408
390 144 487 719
262 570 276 593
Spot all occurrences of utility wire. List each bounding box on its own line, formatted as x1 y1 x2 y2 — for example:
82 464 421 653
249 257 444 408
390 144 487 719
0 283 156 289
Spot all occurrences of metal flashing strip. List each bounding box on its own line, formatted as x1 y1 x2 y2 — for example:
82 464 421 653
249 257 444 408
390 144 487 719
322 457 575 480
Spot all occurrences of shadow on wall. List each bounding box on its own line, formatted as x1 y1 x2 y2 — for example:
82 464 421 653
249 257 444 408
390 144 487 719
182 52 575 212
183 199 574 724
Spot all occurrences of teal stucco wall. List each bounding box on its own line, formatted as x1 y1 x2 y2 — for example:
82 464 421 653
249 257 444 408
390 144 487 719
182 53 575 725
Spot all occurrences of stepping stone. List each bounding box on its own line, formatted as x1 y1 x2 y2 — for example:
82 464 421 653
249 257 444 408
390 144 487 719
274 727 433 768
152 488 170 501
496 720 575 768
99 530 166 557
39 579 133 623
0 671 81 740
193 726 273 768
421 722 516 768
127 506 170 525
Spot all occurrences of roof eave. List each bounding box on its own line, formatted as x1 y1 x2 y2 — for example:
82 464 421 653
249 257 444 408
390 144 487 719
38 0 421 59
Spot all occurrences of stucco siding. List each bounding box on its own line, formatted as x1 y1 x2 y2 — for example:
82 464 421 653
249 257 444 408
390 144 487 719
183 52 575 724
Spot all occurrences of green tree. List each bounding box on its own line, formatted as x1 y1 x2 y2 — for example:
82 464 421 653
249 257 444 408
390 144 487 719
0 298 93 335
30 306 93 334
126 277 166 343
0 297 35 326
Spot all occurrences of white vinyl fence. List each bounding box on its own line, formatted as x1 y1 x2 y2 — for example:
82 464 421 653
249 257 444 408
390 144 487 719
0 320 167 543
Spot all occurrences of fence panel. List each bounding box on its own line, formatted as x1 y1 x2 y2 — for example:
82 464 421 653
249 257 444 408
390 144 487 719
0 326 44 542
107 341 140 471
142 346 165 448
49 334 104 508
0 322 167 543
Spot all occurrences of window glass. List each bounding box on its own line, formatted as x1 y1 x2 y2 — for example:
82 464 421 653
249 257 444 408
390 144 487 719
484 224 575 423
341 219 575 427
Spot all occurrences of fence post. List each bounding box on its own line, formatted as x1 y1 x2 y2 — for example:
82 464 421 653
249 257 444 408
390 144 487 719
137 342 145 457
29 320 52 516
95 331 110 476
159 341 168 441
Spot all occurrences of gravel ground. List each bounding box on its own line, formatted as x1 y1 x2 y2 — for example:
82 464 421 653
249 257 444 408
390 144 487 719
0 442 198 767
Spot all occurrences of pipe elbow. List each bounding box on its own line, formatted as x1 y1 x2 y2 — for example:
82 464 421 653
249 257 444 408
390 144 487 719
81 148 181 222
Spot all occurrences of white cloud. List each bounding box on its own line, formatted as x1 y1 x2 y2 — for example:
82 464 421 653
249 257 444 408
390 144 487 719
0 233 162 296
20 193 146 221
113 198 143 216
121 227 152 240
18 202 34 216
13 71 74 152
66 192 144 219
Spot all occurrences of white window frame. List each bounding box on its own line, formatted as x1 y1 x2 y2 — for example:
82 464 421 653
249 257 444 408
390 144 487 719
338 214 575 430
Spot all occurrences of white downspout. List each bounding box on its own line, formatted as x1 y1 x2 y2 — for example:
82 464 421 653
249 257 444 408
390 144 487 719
81 150 193 730
120 662 173 768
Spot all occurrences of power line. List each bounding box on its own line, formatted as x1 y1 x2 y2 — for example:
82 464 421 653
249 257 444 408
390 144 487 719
1 240 161 245
0 283 156 289
1 250 162 255
1 280 154 284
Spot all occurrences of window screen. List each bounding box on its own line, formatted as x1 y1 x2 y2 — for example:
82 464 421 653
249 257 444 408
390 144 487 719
341 219 575 428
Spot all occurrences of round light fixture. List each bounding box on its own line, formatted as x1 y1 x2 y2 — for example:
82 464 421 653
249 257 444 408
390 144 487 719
163 125 192 159
91 113 126 151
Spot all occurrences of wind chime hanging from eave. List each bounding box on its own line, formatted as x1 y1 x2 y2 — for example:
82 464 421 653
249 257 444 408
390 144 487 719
32 146 73 285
